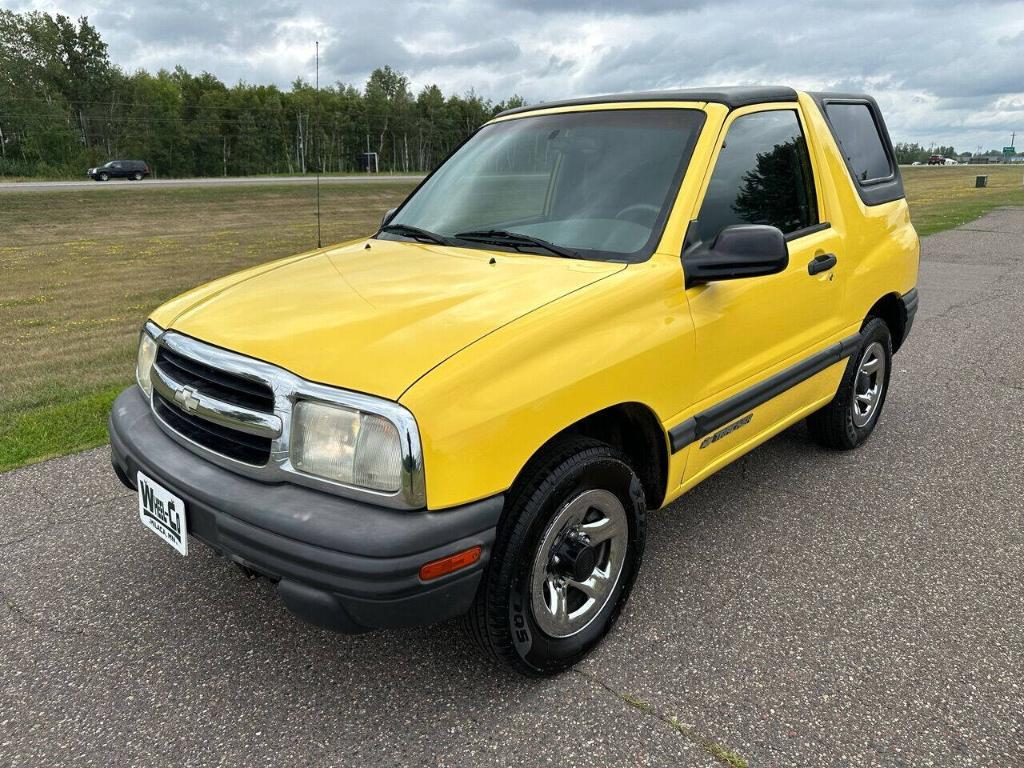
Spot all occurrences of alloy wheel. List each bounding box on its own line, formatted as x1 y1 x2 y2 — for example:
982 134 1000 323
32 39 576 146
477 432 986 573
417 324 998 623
529 488 628 638
852 340 886 428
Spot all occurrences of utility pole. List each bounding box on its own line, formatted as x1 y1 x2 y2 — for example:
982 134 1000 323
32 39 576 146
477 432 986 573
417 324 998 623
315 41 322 249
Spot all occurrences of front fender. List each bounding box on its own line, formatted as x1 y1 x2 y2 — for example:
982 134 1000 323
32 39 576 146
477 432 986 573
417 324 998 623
400 257 697 510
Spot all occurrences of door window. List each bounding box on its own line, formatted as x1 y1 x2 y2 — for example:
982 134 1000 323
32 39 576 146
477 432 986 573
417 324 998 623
696 110 818 244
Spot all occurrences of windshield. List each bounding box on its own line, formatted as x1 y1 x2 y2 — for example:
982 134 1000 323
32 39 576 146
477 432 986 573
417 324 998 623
383 109 705 262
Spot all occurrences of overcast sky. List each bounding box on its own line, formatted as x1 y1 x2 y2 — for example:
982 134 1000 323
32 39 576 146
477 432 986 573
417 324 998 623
12 0 1024 151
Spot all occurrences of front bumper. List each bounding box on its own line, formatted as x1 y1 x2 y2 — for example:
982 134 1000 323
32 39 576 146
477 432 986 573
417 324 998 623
109 386 503 633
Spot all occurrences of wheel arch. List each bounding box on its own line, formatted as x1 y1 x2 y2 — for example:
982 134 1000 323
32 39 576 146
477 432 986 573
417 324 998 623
511 402 669 510
865 292 908 352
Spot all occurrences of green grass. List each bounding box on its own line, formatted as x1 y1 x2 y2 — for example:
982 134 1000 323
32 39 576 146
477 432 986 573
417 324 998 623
0 384 124 472
902 165 1024 235
0 182 417 473
0 165 1021 472
617 690 748 768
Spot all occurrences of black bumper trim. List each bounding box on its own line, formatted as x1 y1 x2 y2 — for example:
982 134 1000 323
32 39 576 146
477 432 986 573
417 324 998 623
109 386 502 632
668 332 863 453
899 287 919 351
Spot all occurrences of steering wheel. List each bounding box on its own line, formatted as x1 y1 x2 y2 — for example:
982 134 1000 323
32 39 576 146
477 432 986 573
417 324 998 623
614 203 661 225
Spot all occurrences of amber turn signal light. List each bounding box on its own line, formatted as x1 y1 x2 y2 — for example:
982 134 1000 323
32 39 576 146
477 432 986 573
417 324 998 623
419 546 482 581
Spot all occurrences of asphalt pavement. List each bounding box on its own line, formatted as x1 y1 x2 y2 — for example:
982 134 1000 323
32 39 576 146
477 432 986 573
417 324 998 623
0 175 423 193
2 209 1022 767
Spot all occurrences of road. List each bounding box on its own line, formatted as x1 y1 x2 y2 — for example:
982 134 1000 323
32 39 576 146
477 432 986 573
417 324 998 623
0 175 424 193
2 209 1022 767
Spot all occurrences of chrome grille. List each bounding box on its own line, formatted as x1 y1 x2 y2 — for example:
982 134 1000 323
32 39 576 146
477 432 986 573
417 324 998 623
156 346 274 412
154 391 272 465
150 340 282 466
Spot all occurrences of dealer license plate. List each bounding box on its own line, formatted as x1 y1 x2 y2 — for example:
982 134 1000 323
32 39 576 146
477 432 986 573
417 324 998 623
137 471 188 556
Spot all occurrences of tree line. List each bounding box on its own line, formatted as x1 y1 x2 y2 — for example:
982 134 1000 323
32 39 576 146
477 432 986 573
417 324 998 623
894 142 1023 164
0 10 526 178
894 143 959 164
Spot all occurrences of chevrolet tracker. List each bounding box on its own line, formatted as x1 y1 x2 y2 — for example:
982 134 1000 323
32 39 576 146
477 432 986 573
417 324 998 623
110 86 919 675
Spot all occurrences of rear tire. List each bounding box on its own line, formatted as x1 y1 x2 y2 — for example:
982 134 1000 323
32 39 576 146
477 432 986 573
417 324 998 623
807 317 892 450
133 172 143 180
463 437 646 676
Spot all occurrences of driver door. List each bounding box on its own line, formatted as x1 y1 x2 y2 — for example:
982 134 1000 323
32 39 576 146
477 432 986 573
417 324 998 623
681 105 846 481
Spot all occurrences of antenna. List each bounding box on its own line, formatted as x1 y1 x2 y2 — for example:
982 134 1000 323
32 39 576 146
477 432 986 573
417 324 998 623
315 40 322 249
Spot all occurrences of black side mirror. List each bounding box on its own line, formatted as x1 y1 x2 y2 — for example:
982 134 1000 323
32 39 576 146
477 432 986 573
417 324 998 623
381 208 397 227
684 224 788 287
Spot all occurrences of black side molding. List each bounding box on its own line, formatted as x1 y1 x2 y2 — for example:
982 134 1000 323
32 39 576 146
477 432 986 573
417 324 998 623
668 332 863 453
668 420 697 453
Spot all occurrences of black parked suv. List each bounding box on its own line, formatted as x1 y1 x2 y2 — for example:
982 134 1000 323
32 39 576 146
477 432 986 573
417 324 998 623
88 160 151 181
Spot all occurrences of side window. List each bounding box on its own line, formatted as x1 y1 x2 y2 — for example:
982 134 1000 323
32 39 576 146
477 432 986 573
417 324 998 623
824 102 892 183
696 110 818 244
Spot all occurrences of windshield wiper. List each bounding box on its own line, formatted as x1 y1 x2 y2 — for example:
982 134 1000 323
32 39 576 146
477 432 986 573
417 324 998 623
454 229 582 259
379 223 450 245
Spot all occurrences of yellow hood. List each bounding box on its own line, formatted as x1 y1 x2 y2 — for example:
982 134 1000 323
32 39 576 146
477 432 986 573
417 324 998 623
159 239 625 400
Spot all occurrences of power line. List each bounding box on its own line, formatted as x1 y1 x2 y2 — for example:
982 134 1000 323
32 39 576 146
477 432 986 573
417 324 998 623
0 110 466 126
0 95 354 114
1 93 504 114
0 112 292 125
0 113 430 128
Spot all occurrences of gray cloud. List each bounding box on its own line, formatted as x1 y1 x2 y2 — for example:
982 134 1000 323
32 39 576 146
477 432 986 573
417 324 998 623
96 0 298 48
10 0 1024 149
412 39 522 69
509 0 715 15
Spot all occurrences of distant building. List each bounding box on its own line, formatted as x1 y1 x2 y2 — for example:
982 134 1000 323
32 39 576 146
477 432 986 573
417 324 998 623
971 153 1008 164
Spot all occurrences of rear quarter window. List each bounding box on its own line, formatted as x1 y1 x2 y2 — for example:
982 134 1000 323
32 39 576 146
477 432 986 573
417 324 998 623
824 103 892 183
812 93 904 206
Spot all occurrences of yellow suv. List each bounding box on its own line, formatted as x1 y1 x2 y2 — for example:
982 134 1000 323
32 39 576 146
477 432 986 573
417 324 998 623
110 86 919 675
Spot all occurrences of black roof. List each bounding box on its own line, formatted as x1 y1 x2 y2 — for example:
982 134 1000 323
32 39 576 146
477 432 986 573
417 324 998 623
496 86 798 117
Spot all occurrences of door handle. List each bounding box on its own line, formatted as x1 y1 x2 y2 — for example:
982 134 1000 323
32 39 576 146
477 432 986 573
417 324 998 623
807 253 837 275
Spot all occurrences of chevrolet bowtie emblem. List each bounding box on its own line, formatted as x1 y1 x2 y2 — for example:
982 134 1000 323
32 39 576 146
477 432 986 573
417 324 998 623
174 385 201 414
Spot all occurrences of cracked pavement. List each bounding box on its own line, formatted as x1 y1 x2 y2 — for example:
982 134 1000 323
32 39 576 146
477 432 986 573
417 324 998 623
2 209 1022 767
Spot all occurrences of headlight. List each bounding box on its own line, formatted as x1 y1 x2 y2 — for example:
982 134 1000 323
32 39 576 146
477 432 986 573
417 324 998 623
136 325 159 397
291 401 403 492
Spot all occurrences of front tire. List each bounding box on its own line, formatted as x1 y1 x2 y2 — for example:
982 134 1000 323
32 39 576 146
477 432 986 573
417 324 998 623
807 317 892 450
464 437 646 676
98 172 109 181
